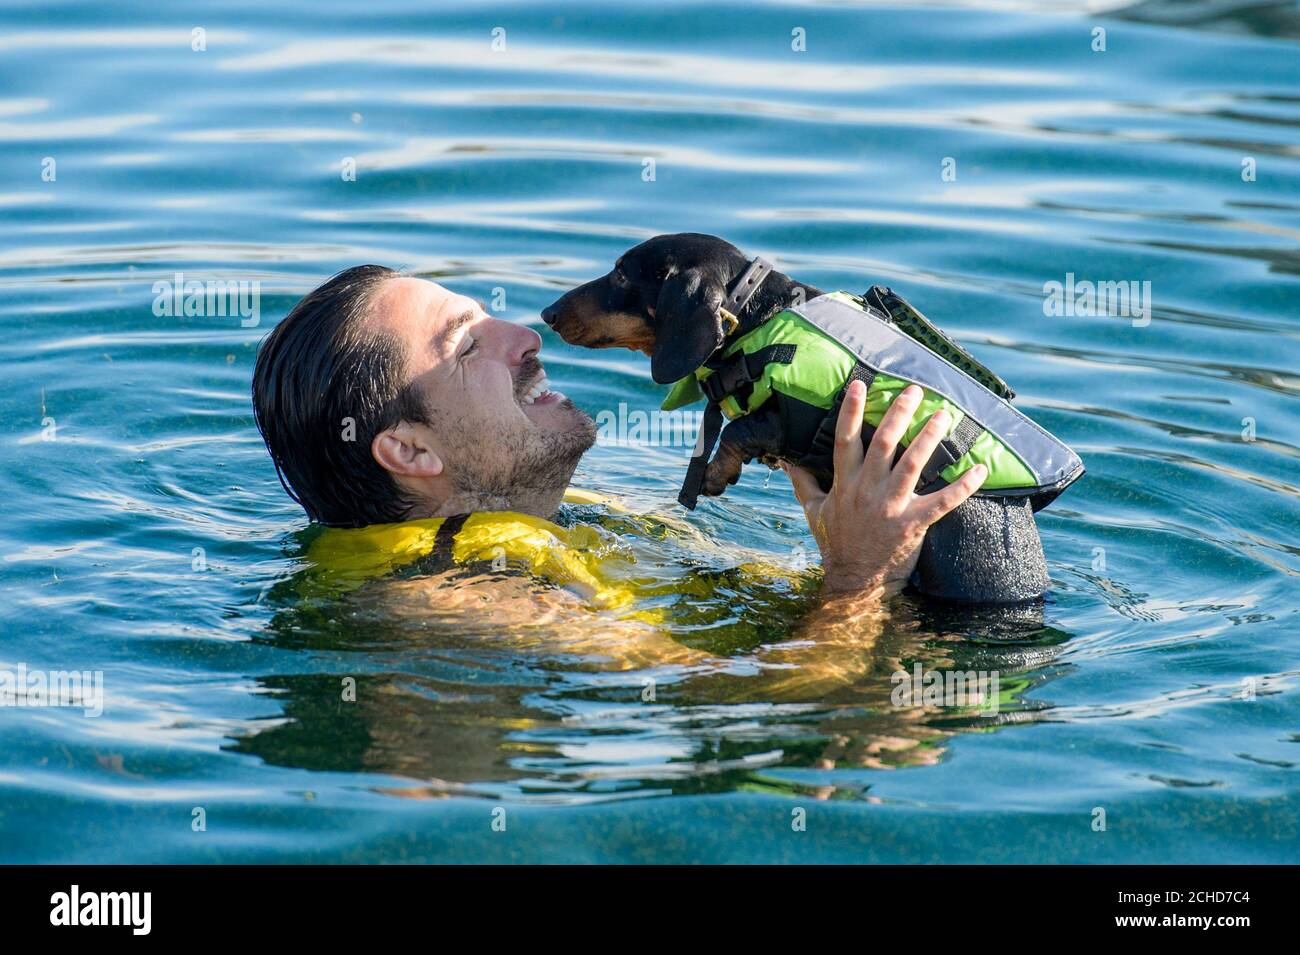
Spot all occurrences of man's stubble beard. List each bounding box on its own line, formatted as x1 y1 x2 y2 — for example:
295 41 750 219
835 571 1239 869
441 398 597 516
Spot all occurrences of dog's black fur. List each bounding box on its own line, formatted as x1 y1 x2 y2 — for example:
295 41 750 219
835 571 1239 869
542 233 825 495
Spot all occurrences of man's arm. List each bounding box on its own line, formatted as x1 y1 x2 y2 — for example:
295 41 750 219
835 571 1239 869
784 381 988 606
364 569 716 668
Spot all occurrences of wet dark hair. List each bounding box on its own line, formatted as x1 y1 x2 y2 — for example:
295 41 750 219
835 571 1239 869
252 265 431 527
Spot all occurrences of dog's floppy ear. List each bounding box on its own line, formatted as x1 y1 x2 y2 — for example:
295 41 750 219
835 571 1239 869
650 268 726 384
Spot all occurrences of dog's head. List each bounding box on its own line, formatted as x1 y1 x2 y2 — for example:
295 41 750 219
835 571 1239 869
541 233 750 384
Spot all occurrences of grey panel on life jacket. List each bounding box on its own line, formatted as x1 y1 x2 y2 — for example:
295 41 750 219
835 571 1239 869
789 294 1084 498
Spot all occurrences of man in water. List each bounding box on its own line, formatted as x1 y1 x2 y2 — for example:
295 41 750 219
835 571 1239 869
252 266 986 605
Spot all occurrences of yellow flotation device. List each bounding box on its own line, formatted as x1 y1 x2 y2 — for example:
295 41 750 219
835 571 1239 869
301 488 644 610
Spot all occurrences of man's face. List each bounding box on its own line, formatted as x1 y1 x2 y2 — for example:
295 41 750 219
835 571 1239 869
366 277 596 508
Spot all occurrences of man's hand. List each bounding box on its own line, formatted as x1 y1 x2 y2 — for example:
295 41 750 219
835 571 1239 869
784 382 987 598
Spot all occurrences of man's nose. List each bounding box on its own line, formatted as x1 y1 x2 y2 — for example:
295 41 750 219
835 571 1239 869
490 316 543 363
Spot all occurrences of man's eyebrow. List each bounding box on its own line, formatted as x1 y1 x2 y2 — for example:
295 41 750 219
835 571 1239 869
433 307 477 350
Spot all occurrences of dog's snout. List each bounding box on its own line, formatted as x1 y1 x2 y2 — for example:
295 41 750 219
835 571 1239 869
541 303 560 327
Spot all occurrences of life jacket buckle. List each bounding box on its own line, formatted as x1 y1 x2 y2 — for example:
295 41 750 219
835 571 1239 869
700 352 758 403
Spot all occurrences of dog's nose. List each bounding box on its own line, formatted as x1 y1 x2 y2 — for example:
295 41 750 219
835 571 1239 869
541 304 559 327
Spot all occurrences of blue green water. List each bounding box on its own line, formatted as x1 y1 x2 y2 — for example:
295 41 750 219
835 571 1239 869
2 0 1298 863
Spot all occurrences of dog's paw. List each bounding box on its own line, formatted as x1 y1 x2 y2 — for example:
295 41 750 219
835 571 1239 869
702 446 745 496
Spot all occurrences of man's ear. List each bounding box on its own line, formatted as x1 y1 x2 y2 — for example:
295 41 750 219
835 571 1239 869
371 422 444 479
650 267 726 384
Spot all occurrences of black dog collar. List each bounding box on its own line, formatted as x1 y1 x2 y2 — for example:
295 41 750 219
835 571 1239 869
717 256 774 336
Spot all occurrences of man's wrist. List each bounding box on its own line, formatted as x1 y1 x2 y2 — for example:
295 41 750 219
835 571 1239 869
821 568 905 600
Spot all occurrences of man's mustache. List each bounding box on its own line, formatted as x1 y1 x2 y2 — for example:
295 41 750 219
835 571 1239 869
513 356 544 402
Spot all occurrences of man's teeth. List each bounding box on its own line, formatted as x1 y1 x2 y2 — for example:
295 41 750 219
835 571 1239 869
521 376 550 405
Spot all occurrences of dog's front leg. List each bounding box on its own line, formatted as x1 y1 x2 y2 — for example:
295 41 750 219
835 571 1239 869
702 410 786 497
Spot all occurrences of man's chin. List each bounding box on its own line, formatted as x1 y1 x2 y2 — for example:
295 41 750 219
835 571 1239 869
523 395 596 444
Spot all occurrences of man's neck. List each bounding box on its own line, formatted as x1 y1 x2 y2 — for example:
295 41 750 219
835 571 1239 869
424 483 568 522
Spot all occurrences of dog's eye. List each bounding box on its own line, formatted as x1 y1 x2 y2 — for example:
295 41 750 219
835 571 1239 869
611 269 630 288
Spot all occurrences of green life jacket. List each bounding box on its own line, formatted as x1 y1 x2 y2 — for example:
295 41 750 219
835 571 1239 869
662 264 1084 511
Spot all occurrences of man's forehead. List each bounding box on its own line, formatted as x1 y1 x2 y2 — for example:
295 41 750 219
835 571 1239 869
366 276 475 333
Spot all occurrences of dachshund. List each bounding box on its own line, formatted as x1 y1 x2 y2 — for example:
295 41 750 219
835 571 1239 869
542 232 1056 605
541 233 825 497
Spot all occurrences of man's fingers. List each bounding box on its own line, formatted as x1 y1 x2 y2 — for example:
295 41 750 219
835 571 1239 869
832 379 868 478
864 385 923 482
891 408 950 499
918 463 987 523
782 461 826 510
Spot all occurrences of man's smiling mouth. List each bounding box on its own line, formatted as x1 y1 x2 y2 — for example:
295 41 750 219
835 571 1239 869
519 372 564 407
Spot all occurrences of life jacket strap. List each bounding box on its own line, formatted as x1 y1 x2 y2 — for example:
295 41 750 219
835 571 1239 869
678 401 725 510
432 512 471 562
917 413 986 493
797 362 988 494
699 344 797 406
799 363 877 488
679 344 798 509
